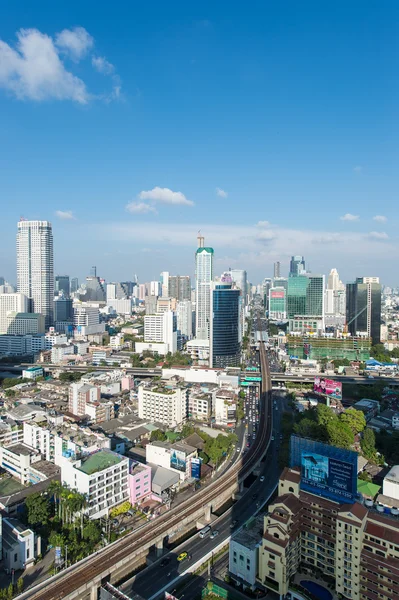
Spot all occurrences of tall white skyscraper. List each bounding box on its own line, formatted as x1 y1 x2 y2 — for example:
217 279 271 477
195 234 214 340
327 268 344 291
17 220 54 328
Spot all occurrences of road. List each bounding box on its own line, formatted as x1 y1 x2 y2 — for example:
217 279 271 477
21 339 272 600
121 340 281 600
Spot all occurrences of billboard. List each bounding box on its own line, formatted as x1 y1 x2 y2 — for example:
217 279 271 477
271 290 285 298
314 377 342 400
170 448 186 472
191 457 201 479
290 436 357 503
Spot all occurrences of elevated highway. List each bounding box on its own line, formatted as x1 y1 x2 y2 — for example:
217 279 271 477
18 342 272 600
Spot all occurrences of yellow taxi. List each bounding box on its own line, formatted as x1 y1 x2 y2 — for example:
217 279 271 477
177 551 188 562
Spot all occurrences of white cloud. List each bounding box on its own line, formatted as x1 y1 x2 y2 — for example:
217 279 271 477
256 220 271 227
55 27 93 61
92 56 114 75
256 229 276 243
367 231 389 240
353 165 363 174
373 215 387 223
340 213 359 222
216 187 228 198
0 28 89 103
138 187 194 206
125 202 157 215
55 210 76 220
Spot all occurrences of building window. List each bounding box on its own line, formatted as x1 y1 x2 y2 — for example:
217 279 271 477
14 553 18 563
26 549 30 559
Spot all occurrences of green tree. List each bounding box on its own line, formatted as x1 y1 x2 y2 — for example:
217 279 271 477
25 492 51 526
294 418 321 440
361 427 377 460
326 420 354 449
17 578 24 594
150 429 167 442
82 520 102 545
340 408 366 435
180 423 195 438
7 583 13 600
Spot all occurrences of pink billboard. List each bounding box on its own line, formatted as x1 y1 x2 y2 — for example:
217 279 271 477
271 290 285 298
314 377 342 400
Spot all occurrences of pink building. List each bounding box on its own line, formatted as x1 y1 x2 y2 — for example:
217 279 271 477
121 376 134 391
129 461 152 505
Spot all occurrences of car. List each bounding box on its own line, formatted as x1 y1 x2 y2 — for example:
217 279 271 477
119 526 126 533
230 520 238 529
160 557 171 567
112 518 119 526
280 434 283 440
271 435 275 441
210 530 219 539
177 551 188 562
260 475 265 482
246 442 250 447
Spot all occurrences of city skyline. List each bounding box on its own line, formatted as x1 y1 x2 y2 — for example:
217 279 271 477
0 2 397 284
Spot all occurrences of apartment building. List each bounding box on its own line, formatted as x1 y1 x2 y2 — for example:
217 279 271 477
258 467 399 600
214 388 237 427
23 420 111 466
188 390 212 420
129 461 152 505
0 293 28 334
61 449 129 519
69 382 100 416
138 383 188 427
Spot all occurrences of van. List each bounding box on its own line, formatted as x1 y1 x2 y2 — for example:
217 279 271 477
199 525 211 539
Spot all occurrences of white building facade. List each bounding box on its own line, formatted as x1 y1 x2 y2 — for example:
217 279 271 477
138 384 188 427
195 237 214 340
0 293 28 334
17 220 54 328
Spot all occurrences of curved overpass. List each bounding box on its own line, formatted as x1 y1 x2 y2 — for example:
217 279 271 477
22 343 272 600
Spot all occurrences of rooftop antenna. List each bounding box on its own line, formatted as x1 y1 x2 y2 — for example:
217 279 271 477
197 230 204 248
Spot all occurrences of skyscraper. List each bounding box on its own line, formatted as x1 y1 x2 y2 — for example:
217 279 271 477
17 220 54 328
70 277 79 294
55 275 70 297
210 283 240 368
273 261 281 279
346 277 381 345
287 273 325 330
195 234 214 340
168 276 191 301
289 255 306 276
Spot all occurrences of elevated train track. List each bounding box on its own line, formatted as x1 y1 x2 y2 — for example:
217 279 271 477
24 339 272 600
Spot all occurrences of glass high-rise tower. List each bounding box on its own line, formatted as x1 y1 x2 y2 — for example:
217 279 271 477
195 236 214 340
346 277 381 345
17 220 54 328
210 283 240 368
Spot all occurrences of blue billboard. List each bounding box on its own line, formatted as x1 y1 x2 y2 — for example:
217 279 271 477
191 457 201 480
290 436 357 503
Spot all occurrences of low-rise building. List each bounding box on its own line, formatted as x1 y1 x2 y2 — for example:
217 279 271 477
229 519 262 589
0 443 42 484
22 366 44 380
2 517 40 572
129 461 152 505
69 382 100 416
0 420 23 446
145 441 197 482
352 398 380 422
51 343 74 363
61 449 129 519
214 388 237 427
188 390 212 420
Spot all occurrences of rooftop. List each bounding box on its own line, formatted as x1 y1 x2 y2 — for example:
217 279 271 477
5 443 36 456
385 465 399 483
78 450 124 475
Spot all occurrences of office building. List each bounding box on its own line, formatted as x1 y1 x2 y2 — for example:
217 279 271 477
229 269 248 295
6 312 45 335
289 255 306 276
176 300 193 339
160 271 169 297
210 283 240 368
168 275 191 301
258 466 399 600
0 282 16 294
273 261 281 279
70 277 79 294
54 295 73 323
0 334 46 357
145 295 158 315
268 287 287 320
327 268 344 291
195 235 214 340
135 311 177 355
16 220 54 328
157 297 177 313
287 274 325 331
61 450 129 519
138 382 188 427
84 275 106 302
262 278 272 311
150 281 161 297
73 304 105 336
55 275 70 297
138 284 147 301
346 277 382 345
0 293 28 334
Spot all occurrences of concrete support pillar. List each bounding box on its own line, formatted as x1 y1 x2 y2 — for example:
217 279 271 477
205 504 212 522
155 538 164 556
90 585 98 600
239 480 244 493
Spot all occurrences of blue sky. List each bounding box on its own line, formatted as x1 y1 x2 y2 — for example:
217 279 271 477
0 0 398 285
